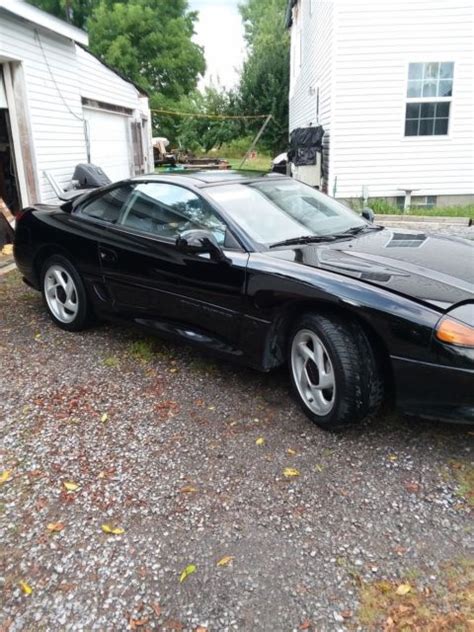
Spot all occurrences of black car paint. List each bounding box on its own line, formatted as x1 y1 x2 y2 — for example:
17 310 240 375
14 172 474 423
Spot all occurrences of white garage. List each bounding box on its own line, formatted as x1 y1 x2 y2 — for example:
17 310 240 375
0 0 153 210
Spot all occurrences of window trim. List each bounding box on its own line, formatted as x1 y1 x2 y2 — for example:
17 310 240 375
402 60 455 140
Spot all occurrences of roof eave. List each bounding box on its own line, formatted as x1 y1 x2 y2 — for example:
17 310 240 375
0 0 88 45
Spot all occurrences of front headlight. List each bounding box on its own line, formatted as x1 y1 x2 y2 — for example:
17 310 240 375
436 316 474 347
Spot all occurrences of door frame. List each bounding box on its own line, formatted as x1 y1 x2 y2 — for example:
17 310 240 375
1 61 39 207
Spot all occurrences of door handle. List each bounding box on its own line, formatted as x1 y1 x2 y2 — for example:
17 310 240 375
99 247 118 264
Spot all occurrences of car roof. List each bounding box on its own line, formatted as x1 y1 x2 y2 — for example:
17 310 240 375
131 169 288 188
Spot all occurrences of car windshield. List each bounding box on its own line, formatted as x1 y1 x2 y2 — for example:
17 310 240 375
205 179 366 246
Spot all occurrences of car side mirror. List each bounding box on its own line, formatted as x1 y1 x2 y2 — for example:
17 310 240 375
176 229 230 264
361 207 375 223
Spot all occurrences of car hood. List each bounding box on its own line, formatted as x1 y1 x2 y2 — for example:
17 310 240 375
265 228 474 309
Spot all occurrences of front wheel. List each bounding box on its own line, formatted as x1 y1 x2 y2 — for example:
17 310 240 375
288 313 384 431
41 255 92 331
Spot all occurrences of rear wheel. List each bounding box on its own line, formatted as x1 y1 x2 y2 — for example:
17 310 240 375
41 255 92 331
288 312 383 431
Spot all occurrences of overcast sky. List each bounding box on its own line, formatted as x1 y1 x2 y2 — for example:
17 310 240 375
189 0 246 90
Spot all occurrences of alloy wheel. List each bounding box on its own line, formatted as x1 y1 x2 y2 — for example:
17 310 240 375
44 264 79 324
291 328 336 415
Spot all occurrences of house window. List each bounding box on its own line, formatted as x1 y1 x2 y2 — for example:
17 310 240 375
405 62 453 136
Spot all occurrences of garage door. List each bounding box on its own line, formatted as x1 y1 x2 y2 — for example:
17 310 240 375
83 107 132 182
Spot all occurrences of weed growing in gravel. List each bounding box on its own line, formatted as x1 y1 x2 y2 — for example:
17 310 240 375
103 356 120 368
448 460 474 507
0 270 23 295
356 559 474 630
128 339 155 363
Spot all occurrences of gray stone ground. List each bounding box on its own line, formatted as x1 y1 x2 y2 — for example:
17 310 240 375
1 229 473 631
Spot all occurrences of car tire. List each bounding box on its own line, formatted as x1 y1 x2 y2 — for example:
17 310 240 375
288 312 384 431
40 255 93 331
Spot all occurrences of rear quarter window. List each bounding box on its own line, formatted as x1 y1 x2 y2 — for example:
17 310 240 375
79 185 134 224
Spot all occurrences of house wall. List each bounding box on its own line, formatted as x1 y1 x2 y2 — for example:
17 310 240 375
0 13 87 204
331 0 474 201
289 0 334 189
0 10 152 205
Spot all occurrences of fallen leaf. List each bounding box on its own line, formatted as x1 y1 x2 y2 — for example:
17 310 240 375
299 619 312 630
340 609 353 619
0 470 12 485
287 448 297 456
101 413 108 423
396 583 412 595
19 580 33 595
47 522 65 533
217 555 234 567
169 367 178 373
283 467 300 478
179 563 196 583
63 481 80 492
195 627 208 632
129 617 149 629
255 437 265 446
101 524 125 535
179 485 198 493
151 602 161 617
314 464 324 472
404 481 421 494
388 454 398 462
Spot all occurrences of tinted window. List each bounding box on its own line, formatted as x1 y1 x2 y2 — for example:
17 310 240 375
80 185 133 223
120 182 227 245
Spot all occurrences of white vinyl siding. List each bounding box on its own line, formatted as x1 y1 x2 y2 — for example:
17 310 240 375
289 0 474 200
331 0 474 199
289 0 334 188
0 15 86 203
76 46 141 111
0 8 151 205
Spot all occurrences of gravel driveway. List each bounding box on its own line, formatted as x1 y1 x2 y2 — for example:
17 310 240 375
1 269 473 632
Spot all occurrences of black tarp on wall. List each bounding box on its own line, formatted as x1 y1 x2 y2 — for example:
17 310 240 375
288 126 324 166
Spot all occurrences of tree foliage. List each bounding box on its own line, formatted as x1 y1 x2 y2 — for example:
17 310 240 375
236 0 289 153
28 0 97 29
28 0 204 102
87 0 205 100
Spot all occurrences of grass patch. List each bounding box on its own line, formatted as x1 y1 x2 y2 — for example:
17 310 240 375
128 339 155 363
103 356 120 368
356 559 474 630
358 198 474 218
226 156 272 172
448 460 474 506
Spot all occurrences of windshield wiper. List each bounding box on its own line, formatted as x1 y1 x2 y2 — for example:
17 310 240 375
330 224 385 240
269 224 384 249
269 234 337 248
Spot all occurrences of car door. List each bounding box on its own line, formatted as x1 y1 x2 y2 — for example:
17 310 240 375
70 182 136 309
96 180 249 347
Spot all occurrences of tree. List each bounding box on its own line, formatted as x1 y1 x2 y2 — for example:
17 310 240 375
87 0 205 100
237 0 289 153
176 88 240 152
28 0 98 29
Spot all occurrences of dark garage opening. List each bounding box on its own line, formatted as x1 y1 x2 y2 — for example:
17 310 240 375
0 108 20 215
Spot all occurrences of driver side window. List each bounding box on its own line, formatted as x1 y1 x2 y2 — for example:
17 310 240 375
120 182 227 245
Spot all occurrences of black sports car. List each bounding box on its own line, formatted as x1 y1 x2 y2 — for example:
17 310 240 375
13 171 474 430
